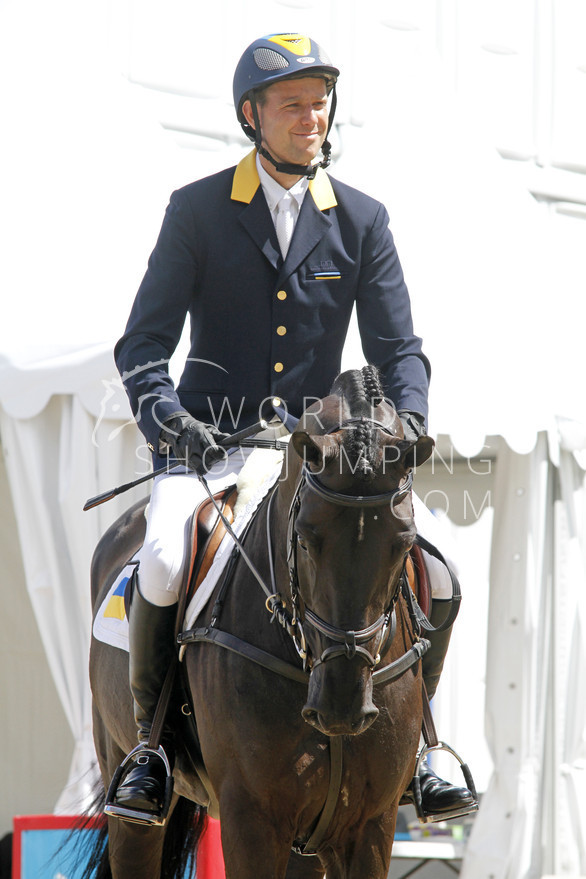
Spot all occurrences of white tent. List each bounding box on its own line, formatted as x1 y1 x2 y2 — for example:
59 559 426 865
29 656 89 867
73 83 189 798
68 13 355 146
1 3 585 878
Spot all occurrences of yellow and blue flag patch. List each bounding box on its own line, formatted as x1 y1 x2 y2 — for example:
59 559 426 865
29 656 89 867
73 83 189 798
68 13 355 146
104 576 129 620
93 561 137 652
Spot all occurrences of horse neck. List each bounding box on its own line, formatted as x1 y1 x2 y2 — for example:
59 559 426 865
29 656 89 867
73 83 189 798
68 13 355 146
268 451 302 606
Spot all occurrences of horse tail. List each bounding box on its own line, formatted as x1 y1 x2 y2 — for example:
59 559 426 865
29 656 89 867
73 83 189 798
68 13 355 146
71 781 207 879
161 795 207 879
69 783 110 879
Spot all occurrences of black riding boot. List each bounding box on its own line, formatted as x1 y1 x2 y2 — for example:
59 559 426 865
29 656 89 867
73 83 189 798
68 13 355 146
109 582 177 821
415 599 478 820
422 599 453 702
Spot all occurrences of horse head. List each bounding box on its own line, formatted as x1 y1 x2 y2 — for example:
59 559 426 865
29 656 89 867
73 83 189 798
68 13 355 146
285 367 434 737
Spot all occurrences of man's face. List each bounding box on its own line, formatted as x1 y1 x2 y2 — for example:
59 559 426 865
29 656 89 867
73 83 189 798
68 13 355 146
242 76 329 171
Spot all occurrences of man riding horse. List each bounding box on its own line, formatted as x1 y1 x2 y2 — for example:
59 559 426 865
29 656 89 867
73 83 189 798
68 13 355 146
109 32 477 826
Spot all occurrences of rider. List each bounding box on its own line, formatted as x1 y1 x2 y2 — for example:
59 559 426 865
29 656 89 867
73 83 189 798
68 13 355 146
108 33 477 825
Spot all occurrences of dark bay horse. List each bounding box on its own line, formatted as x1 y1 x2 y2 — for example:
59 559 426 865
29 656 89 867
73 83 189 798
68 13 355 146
89 366 434 879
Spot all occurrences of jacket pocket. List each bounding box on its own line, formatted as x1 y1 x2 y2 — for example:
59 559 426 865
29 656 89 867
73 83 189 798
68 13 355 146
306 270 342 281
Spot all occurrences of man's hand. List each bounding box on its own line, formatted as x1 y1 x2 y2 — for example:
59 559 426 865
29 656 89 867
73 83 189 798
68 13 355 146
398 410 427 444
159 413 230 473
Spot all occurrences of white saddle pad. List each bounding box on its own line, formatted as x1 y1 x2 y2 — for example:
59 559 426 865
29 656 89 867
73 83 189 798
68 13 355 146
92 448 285 653
92 560 137 651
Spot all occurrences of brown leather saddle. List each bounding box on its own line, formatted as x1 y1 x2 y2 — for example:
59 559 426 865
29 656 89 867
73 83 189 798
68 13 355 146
406 541 431 619
183 485 239 606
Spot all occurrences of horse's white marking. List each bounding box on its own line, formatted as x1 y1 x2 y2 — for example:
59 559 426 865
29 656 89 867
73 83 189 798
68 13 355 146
294 752 316 775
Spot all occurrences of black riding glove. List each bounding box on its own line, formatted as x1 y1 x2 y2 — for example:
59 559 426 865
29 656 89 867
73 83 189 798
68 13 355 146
398 410 427 444
159 413 230 474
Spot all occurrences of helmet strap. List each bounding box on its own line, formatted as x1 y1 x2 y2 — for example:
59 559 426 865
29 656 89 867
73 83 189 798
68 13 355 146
249 89 336 180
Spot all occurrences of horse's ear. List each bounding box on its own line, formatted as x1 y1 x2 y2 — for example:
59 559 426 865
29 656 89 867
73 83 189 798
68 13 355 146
291 430 341 468
401 435 435 470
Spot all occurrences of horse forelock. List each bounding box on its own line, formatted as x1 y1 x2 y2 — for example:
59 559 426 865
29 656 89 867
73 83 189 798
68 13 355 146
328 366 402 481
294 367 404 481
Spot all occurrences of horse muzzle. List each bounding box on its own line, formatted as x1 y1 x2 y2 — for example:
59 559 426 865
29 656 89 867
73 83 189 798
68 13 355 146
302 662 379 736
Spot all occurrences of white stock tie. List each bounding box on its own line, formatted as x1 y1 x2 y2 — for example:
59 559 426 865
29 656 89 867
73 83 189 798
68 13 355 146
276 193 295 259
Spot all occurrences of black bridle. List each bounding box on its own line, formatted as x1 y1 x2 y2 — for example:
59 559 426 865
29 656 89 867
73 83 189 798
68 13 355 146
181 416 428 682
250 416 412 673
282 446 414 673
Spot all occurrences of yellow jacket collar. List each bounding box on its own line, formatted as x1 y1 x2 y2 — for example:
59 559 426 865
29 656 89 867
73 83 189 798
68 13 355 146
231 149 337 211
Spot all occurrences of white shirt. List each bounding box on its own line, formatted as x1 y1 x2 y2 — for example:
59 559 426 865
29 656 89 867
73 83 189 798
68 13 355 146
256 152 309 257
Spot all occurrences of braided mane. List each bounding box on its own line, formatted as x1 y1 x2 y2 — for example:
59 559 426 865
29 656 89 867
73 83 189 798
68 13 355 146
330 365 390 481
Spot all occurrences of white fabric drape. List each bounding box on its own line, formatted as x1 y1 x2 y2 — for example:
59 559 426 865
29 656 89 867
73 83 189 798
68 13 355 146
0 348 146 811
549 443 586 877
460 433 586 879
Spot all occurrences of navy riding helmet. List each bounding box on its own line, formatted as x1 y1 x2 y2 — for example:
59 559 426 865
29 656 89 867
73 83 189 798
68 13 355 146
233 33 340 178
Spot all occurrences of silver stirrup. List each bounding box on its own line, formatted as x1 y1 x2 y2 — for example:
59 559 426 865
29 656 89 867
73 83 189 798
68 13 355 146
104 743 174 827
412 741 479 825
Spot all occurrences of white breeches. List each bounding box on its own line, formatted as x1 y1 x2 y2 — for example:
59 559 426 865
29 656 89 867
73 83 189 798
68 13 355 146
137 448 455 608
137 448 253 607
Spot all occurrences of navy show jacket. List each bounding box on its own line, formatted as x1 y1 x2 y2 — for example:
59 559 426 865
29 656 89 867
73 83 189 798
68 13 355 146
114 150 431 451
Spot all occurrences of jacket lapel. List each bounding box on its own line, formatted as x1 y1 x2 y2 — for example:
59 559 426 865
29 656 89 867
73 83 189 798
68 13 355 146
232 151 281 270
279 169 337 281
231 150 338 277
278 193 332 282
237 189 282 271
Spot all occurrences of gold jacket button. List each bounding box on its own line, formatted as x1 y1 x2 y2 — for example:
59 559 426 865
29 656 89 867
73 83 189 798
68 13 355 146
274 362 284 373
276 325 287 336
277 290 287 300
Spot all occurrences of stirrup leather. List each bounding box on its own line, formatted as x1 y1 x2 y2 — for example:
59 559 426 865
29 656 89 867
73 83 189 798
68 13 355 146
411 741 479 825
104 743 174 826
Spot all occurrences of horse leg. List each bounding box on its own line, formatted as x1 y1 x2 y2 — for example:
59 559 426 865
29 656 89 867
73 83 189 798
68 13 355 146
320 810 397 879
285 851 325 879
218 796 295 879
91 701 169 879
107 814 168 879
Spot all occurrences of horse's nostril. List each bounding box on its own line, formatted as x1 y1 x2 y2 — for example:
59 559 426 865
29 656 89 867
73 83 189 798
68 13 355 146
301 707 320 728
352 709 379 734
302 705 379 735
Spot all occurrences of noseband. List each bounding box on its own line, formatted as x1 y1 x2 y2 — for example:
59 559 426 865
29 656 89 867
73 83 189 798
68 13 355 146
285 418 414 673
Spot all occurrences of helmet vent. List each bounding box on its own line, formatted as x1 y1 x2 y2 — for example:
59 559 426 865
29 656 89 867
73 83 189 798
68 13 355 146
253 48 290 71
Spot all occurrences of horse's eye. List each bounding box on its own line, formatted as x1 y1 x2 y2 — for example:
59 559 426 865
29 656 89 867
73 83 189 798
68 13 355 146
297 535 309 552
